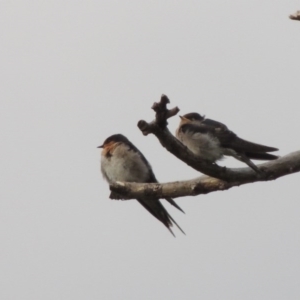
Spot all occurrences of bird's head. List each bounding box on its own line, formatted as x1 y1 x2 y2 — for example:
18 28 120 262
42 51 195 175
97 134 129 151
182 112 205 122
179 112 205 126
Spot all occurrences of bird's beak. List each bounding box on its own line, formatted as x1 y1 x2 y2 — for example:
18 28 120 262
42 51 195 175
97 145 104 148
179 115 189 121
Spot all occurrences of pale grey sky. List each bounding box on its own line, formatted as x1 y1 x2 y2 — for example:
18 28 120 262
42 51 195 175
1 1 300 299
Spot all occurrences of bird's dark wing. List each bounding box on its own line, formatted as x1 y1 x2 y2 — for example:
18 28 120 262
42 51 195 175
202 118 228 129
122 139 157 179
220 136 278 153
180 123 237 144
180 123 278 153
180 123 219 135
123 139 185 214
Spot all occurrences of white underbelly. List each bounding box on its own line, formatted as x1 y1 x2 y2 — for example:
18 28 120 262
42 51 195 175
179 131 224 162
101 151 150 183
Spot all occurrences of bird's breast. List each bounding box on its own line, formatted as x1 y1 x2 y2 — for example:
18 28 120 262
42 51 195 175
101 144 151 183
177 130 224 162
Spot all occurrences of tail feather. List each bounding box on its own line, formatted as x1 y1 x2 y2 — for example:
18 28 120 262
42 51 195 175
109 191 131 200
167 227 175 237
137 198 184 236
245 152 279 160
230 137 278 153
165 197 185 213
167 212 186 235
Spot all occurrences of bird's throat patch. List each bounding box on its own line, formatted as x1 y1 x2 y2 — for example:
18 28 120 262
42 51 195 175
102 141 119 158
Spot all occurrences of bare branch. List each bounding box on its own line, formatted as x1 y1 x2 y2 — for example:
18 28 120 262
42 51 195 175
290 11 300 21
110 151 300 199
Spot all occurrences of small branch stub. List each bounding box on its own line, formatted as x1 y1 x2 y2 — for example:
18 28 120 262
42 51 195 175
152 94 179 128
289 11 300 21
137 120 152 136
137 94 179 135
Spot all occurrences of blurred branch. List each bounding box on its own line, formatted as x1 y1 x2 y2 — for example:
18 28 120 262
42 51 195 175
289 11 300 21
110 151 300 199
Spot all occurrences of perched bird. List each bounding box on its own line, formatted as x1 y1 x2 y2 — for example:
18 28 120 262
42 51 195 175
98 134 185 236
176 112 279 173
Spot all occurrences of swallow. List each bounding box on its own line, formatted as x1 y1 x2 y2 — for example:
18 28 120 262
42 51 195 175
176 112 279 173
98 134 185 236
